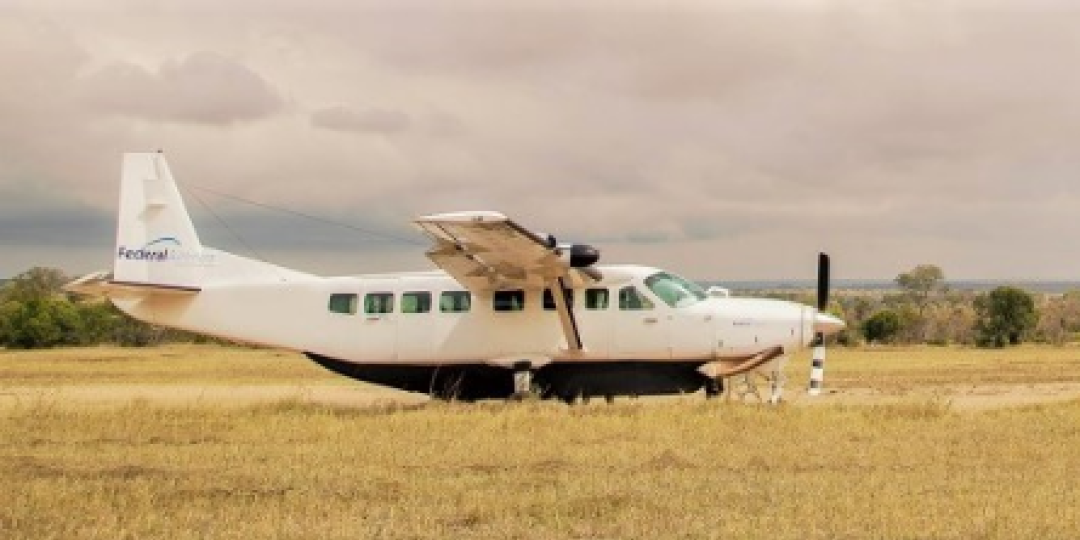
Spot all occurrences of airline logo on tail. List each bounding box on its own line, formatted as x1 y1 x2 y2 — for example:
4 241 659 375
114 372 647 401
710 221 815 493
117 237 215 264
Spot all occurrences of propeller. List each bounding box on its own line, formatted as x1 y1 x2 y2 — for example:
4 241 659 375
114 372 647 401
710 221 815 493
808 253 836 396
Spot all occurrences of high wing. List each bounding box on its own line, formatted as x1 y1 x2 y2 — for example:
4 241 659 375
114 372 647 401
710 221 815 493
414 211 600 352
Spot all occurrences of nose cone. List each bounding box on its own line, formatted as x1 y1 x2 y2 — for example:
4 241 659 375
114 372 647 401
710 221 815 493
814 312 846 336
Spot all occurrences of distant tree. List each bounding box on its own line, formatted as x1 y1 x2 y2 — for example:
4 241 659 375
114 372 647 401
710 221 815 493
863 310 902 344
895 265 946 314
974 286 1037 348
1 267 68 303
0 265 210 349
0 300 20 345
922 299 978 346
1035 290 1080 345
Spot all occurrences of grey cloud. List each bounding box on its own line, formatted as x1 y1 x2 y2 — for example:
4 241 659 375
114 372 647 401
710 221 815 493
5 1 1080 279
0 193 113 249
310 105 412 134
80 52 285 125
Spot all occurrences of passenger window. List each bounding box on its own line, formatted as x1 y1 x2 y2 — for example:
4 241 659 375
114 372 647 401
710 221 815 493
542 288 574 310
401 291 431 314
493 290 525 312
619 286 654 310
585 288 609 310
440 291 471 313
364 293 394 314
328 293 358 315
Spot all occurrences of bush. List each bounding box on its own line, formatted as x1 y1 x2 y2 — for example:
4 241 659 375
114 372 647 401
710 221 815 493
974 286 1037 348
863 310 902 344
2 298 85 349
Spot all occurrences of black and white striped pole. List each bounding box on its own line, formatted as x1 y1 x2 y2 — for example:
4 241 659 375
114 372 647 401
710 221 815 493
809 253 830 396
808 332 826 396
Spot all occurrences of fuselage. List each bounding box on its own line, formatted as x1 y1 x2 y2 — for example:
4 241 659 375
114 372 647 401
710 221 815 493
75 153 845 402
113 261 817 367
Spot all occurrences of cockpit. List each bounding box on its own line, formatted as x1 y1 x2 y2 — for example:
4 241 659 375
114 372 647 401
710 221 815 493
643 271 707 308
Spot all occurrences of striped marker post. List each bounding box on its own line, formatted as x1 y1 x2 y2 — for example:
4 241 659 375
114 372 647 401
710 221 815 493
808 332 825 396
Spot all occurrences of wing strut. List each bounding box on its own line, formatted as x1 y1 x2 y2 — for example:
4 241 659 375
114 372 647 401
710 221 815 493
549 276 584 352
414 211 602 353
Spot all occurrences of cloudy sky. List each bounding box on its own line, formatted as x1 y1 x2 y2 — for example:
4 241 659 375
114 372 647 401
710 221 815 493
1 0 1079 281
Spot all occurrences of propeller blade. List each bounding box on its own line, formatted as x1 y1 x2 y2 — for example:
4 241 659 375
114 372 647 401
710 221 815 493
810 252 832 397
817 252 830 311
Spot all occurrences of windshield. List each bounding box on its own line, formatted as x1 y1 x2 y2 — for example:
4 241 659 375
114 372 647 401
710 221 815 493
644 272 707 308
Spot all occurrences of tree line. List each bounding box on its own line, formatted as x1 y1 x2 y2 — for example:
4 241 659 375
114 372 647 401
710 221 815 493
0 267 209 349
765 264 1080 347
1 265 1077 350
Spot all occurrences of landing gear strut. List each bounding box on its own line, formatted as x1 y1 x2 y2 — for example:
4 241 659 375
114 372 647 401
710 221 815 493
512 361 534 400
767 355 789 404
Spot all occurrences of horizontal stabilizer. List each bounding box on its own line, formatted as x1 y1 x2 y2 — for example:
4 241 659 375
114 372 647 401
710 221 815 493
64 271 200 298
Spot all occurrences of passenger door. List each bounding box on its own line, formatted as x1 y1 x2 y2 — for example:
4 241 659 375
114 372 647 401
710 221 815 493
355 278 398 361
395 290 434 362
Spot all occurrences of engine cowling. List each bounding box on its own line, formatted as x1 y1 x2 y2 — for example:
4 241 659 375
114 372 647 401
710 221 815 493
561 243 600 268
541 232 600 268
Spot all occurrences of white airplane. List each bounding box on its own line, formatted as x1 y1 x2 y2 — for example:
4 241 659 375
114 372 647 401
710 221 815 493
67 153 845 403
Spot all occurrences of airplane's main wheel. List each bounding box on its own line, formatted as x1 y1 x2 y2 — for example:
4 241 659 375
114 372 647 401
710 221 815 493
704 377 723 399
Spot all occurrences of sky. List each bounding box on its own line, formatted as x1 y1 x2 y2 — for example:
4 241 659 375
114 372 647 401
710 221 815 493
1 0 1079 281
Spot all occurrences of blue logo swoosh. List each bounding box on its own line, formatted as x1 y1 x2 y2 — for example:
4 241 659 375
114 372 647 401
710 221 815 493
143 237 181 249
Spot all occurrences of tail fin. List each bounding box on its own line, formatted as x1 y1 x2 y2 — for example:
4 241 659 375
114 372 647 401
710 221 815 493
113 152 209 288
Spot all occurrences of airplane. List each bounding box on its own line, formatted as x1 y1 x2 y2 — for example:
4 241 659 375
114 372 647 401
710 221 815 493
67 152 845 403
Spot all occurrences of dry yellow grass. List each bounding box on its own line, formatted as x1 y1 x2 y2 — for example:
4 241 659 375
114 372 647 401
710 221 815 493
0 345 340 385
821 345 1080 388
6 343 1080 387
2 345 1080 539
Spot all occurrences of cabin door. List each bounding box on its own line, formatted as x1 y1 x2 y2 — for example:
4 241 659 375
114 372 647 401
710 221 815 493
357 279 398 362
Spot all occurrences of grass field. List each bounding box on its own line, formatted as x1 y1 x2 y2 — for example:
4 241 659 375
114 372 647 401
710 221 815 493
2 345 1080 539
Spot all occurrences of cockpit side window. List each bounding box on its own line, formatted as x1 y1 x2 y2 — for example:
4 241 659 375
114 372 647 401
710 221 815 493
618 286 654 310
645 272 707 308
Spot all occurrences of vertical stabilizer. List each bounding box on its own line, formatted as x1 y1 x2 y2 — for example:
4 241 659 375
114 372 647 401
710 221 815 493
113 152 208 288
